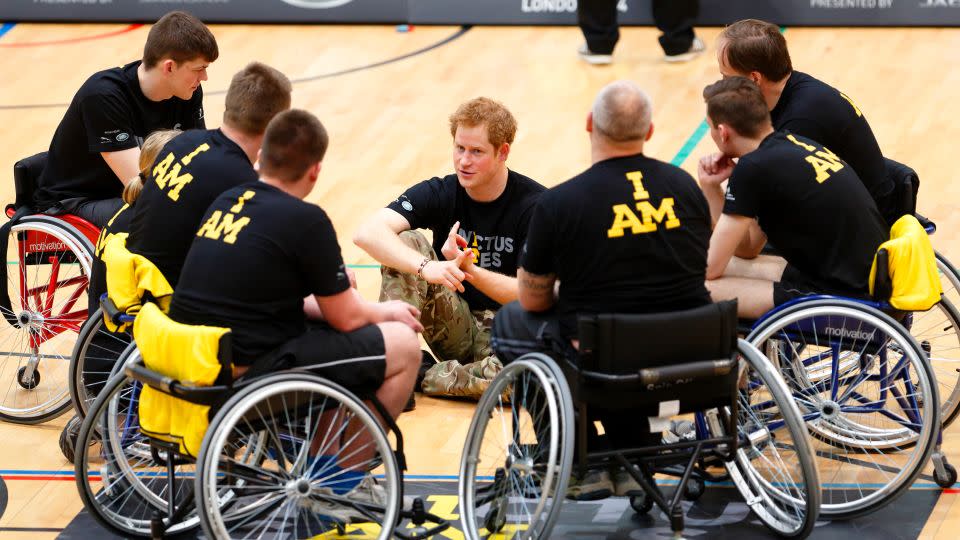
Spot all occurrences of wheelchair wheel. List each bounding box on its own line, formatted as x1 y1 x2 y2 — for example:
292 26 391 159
0 215 94 423
459 353 574 540
721 339 820 538
68 308 133 418
905 296 960 427
74 348 201 537
197 372 401 540
748 298 939 519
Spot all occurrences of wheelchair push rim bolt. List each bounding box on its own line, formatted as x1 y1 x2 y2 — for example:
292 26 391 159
819 400 840 421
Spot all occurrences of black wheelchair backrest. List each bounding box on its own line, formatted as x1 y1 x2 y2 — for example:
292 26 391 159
12 151 47 211
577 300 738 374
885 157 919 221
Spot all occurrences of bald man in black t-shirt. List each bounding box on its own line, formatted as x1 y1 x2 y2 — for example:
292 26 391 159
493 80 713 500
698 77 887 319
716 19 899 224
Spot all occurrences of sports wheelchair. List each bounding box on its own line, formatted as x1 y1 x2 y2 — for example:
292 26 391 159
73 301 448 539
741 232 955 522
0 152 100 423
459 300 821 539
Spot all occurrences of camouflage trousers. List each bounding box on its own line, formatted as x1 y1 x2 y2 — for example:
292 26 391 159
380 230 502 399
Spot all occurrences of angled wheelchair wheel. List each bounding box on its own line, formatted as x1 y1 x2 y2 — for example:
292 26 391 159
748 298 939 519
459 353 574 540
73 348 201 537
197 372 401 540
721 339 820 538
0 215 94 423
905 296 960 427
68 308 133 418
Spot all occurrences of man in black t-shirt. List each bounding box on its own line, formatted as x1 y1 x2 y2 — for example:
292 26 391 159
698 77 887 319
125 62 291 287
172 109 422 437
354 97 545 399
171 110 422 513
493 80 712 499
715 19 899 223
34 11 218 227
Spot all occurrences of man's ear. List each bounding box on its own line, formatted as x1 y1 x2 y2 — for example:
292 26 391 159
497 142 511 162
718 123 731 143
161 58 177 75
646 121 655 142
749 71 764 86
254 149 261 171
586 111 594 133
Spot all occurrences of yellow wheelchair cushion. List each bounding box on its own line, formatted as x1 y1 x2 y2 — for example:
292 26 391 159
100 233 173 332
134 302 229 457
869 214 942 311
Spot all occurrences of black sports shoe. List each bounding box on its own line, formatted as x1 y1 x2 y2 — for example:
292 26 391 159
404 392 416 412
415 350 436 393
59 414 83 463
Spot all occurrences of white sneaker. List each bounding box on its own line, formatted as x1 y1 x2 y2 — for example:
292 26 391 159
578 43 613 65
664 37 705 63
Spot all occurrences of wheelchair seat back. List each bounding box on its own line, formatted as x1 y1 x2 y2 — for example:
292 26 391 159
571 300 739 415
884 157 919 225
134 302 232 457
11 151 46 213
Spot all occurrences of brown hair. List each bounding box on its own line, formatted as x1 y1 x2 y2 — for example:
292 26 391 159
703 77 771 138
719 19 792 82
259 109 329 183
142 11 219 69
223 63 292 135
448 97 517 150
123 129 181 204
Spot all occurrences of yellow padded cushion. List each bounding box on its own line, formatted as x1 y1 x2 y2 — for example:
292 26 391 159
101 233 173 332
869 215 942 311
134 302 229 457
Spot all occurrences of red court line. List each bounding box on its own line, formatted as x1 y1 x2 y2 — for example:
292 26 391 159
0 23 143 47
2 475 79 481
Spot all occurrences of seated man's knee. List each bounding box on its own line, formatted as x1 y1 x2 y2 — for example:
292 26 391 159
398 230 433 258
377 321 420 370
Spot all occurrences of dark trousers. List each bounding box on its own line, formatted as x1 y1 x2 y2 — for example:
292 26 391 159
492 302 659 453
578 0 699 56
48 197 124 228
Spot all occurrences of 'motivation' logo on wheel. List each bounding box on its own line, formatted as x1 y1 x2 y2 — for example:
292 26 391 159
279 0 355 8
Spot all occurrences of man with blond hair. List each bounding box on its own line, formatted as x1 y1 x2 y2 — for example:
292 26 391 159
354 97 545 400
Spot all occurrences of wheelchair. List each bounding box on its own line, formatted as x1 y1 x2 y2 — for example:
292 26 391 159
73 299 449 539
741 242 954 522
0 152 99 423
459 301 821 539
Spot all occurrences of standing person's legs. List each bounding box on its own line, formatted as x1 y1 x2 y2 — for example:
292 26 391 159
578 0 621 55
652 0 699 56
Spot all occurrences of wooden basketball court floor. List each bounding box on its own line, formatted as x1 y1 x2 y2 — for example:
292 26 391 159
0 20 958 538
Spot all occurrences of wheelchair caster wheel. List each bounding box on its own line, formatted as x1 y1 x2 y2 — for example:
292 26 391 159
17 366 39 390
683 477 706 501
630 493 654 514
484 498 508 533
935 464 957 488
59 415 81 463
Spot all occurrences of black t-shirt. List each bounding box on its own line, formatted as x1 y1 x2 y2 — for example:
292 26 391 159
170 182 351 364
89 204 134 316
386 170 545 311
520 154 712 338
724 131 887 296
771 71 890 199
35 60 205 208
126 129 257 287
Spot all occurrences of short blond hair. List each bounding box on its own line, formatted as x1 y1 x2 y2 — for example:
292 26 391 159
123 129 181 204
448 97 517 150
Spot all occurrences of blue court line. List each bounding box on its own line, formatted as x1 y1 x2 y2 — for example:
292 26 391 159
669 119 709 167
0 23 16 41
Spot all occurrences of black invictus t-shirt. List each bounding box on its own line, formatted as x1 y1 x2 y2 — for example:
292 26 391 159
724 131 887 296
771 71 889 199
387 170 546 311
35 60 205 208
521 154 712 338
170 183 351 364
126 129 257 287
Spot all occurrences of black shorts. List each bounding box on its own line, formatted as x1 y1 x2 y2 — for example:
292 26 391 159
242 322 386 391
773 265 824 306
